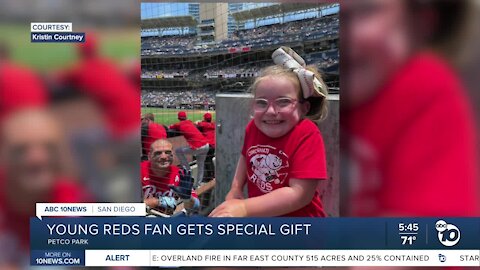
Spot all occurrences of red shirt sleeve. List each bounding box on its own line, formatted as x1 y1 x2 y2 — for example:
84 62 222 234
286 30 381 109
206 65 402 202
169 166 180 186
289 121 327 180
169 122 179 130
141 161 151 187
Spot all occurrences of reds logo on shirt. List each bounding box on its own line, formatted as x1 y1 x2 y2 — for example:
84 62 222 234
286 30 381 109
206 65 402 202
246 145 289 193
142 176 174 199
142 184 173 199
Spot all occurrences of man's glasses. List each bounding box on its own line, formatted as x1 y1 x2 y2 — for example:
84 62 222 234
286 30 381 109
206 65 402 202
253 97 299 113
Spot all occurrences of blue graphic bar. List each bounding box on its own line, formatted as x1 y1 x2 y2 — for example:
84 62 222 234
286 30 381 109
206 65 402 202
30 218 480 250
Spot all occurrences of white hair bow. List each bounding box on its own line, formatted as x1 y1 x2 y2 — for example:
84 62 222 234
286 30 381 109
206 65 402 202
272 46 327 99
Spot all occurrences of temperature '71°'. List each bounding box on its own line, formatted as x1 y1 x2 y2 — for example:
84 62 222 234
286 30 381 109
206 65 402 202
401 235 417 245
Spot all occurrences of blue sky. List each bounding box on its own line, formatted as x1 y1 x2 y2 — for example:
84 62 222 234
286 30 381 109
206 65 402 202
141 3 189 19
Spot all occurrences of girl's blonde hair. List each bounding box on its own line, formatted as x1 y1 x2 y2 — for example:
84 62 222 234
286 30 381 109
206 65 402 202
250 65 328 121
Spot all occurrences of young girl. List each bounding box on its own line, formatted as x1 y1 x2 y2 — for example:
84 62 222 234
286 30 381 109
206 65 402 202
209 47 329 217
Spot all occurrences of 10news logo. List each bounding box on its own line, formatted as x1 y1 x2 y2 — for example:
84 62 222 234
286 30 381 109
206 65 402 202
435 220 460 247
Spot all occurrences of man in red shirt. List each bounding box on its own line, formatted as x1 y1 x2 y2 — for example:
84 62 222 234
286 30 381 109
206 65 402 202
196 112 216 181
141 113 167 160
0 109 89 267
169 111 209 186
196 112 215 148
141 139 199 215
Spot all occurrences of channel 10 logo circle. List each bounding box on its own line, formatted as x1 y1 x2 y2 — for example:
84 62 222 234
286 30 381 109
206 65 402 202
435 220 460 247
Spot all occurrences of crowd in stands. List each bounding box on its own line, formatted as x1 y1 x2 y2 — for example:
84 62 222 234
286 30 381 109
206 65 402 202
141 47 339 81
203 66 260 79
307 49 339 69
142 90 215 108
317 58 339 72
141 70 189 79
223 16 339 49
141 34 196 55
142 66 258 80
141 14 339 56
141 47 339 106
232 15 338 42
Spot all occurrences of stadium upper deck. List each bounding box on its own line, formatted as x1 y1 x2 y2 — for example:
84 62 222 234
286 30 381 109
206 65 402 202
140 4 339 98
141 14 338 56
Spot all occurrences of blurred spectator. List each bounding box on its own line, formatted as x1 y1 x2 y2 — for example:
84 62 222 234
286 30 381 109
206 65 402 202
0 109 89 267
0 1 141 266
169 111 209 186
52 33 141 203
57 33 140 139
0 43 48 120
141 113 167 160
341 0 479 216
197 113 216 181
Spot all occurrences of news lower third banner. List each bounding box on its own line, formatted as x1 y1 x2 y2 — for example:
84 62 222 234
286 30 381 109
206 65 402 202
30 204 480 267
